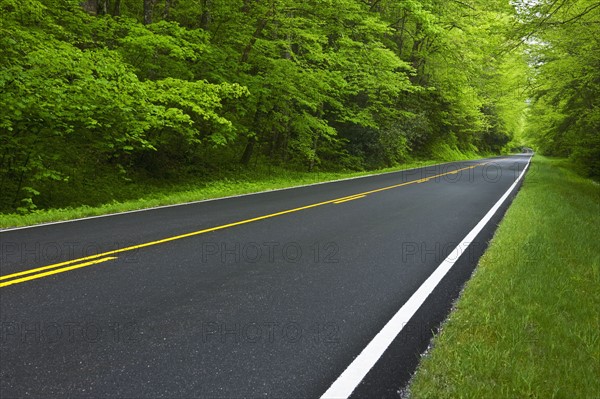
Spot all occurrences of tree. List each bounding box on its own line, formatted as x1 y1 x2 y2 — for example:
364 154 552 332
520 0 600 177
0 0 538 213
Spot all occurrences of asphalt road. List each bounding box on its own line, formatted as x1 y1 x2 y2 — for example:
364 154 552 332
0 154 531 398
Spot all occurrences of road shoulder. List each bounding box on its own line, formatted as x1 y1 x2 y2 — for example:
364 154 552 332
406 156 600 398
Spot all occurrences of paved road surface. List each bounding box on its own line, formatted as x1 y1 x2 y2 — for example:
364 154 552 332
0 155 531 398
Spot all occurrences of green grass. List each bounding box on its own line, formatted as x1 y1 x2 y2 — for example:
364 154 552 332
407 155 600 398
0 158 470 229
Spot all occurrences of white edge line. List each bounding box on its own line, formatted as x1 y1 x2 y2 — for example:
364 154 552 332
320 156 532 399
0 157 507 233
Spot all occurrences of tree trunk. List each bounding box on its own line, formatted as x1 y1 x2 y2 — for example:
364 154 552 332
163 0 173 20
143 0 156 25
409 22 423 83
240 17 270 63
112 0 121 16
240 137 256 165
309 136 318 172
12 153 30 208
200 0 211 29
81 0 98 15
395 10 407 58
241 97 265 165
97 0 109 15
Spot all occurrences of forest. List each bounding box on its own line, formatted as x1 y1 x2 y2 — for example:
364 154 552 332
0 0 598 213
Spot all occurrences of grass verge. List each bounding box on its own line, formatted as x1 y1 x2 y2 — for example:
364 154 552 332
0 158 469 229
407 155 600 398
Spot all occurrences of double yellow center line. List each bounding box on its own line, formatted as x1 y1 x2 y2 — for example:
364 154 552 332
0 257 117 288
0 162 487 288
334 195 367 204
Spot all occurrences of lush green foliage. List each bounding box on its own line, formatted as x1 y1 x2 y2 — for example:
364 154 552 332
1 0 527 212
519 0 600 178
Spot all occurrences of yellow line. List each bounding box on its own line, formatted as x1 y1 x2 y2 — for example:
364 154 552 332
0 258 96 281
334 195 367 204
347 163 484 197
0 257 117 288
0 162 488 287
335 194 370 202
0 199 338 285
